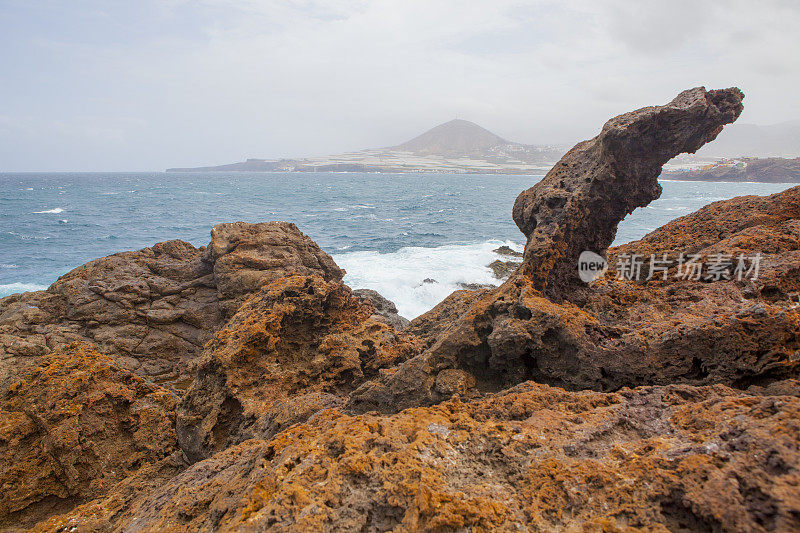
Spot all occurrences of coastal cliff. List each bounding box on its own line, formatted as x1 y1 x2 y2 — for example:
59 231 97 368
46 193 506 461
3 87 800 532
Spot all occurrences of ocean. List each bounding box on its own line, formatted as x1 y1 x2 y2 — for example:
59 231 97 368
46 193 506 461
0 172 793 318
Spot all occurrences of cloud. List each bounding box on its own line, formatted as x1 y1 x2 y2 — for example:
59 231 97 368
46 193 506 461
1 0 799 170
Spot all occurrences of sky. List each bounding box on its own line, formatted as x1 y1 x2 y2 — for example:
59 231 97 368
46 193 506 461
1 0 799 171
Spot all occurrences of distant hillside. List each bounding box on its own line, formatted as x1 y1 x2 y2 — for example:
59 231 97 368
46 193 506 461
167 119 564 173
168 159 282 172
662 157 800 183
697 119 800 158
395 119 508 156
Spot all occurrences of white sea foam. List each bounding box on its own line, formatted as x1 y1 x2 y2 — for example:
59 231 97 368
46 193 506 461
0 282 48 298
333 240 523 319
32 207 64 214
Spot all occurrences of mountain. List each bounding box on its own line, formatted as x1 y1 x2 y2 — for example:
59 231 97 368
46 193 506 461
394 119 509 156
167 120 564 173
697 119 800 158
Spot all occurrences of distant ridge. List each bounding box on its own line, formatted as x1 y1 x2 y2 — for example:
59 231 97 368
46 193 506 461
394 119 509 156
167 119 564 173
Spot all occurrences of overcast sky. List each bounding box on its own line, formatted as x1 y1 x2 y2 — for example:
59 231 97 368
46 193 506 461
1 0 799 171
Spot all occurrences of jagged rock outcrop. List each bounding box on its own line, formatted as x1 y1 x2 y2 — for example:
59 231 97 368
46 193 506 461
6 87 800 532
346 87 798 413
176 275 419 463
0 221 342 391
39 382 800 532
0 344 180 530
353 288 410 330
205 222 344 312
513 86 744 296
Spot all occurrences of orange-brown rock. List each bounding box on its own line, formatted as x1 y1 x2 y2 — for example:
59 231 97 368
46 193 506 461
349 90 800 413
0 343 180 530
40 381 800 531
0 222 343 391
176 274 419 463
205 222 344 310
7 87 800 532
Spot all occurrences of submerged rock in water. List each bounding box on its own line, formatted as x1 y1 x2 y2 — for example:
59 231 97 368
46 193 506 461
493 245 522 257
487 258 520 279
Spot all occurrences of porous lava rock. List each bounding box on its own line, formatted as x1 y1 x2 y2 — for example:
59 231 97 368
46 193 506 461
7 87 800 532
0 343 180 530
513 86 744 296
353 288 410 330
39 382 800 532
206 222 344 310
0 222 343 391
176 275 419 463
347 88 799 412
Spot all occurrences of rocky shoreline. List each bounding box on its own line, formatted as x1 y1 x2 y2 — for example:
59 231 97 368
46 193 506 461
2 87 800 531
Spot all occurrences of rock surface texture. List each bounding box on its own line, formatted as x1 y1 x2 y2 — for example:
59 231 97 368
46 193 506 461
0 344 180 531
0 221 341 391
4 87 800 531
353 288 411 330
38 382 800 532
513 86 744 296
176 275 418 463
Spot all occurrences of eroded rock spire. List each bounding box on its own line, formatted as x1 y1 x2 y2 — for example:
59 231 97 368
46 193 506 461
513 87 744 296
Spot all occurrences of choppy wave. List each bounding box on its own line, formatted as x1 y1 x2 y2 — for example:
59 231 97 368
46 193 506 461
32 207 64 214
0 282 48 298
333 239 522 319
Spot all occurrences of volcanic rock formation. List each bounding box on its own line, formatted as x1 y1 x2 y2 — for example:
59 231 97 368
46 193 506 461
348 87 789 414
353 288 411 330
41 382 800 532
4 86 800 531
176 275 419 463
0 222 341 392
513 86 744 296
0 344 180 531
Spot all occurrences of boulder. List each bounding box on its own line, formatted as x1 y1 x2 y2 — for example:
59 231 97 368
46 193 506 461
0 222 343 391
0 344 179 530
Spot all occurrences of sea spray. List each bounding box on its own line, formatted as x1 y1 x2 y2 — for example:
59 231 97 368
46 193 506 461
333 239 522 319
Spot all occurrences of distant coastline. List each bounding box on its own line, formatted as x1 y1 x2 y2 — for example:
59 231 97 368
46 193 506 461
167 119 564 175
167 120 800 182
166 160 553 175
660 157 800 183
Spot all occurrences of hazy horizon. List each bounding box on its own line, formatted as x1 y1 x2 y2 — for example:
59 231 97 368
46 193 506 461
2 0 799 172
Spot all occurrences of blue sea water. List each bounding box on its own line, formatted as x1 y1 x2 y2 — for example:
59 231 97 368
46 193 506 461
0 172 794 317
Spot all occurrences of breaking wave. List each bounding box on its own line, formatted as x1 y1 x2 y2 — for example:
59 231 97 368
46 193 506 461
333 239 522 319
0 282 48 298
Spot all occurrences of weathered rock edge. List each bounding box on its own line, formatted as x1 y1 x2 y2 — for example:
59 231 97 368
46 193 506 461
513 86 744 296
